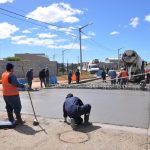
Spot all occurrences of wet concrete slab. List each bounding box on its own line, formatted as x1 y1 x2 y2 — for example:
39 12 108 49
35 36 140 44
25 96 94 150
0 89 149 128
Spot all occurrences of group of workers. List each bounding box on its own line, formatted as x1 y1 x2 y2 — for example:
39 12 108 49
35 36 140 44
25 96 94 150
101 68 128 88
68 67 129 88
1 63 92 128
68 69 80 84
26 67 50 90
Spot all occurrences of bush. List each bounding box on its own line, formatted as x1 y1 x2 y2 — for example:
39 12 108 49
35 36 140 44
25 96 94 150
6 57 21 61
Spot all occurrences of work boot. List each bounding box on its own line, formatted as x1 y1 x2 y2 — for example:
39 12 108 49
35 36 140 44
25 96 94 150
15 113 25 125
7 113 15 122
84 114 92 126
70 118 77 129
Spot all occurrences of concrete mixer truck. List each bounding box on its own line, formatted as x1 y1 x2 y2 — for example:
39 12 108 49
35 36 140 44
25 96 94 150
122 50 145 81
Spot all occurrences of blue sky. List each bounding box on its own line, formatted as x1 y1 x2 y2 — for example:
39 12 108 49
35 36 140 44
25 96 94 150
0 0 150 63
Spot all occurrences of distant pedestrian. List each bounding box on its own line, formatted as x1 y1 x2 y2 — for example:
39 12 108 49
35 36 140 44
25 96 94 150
120 68 128 88
101 69 106 82
45 67 50 87
146 70 150 84
108 68 117 85
2 63 25 124
75 69 80 84
26 68 33 90
117 68 123 85
39 69 46 88
68 70 72 84
106 68 109 74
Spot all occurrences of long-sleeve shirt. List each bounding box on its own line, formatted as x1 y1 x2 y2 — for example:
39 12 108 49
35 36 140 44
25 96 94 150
68 72 72 80
63 96 83 118
8 73 25 88
26 70 33 82
108 70 117 79
39 70 46 79
45 69 49 78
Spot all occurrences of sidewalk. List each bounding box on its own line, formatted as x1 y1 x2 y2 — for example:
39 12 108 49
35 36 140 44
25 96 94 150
0 113 149 150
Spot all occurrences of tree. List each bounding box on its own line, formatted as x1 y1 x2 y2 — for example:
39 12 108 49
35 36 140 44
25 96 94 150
6 57 21 61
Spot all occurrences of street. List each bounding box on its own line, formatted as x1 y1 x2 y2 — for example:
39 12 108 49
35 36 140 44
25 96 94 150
0 89 149 129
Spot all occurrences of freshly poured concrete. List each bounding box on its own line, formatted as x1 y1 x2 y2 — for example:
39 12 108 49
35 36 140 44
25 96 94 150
0 89 149 128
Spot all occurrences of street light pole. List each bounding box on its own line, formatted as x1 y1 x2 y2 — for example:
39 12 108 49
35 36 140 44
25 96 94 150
53 54 57 61
62 49 68 74
79 28 82 72
118 48 122 70
79 22 92 73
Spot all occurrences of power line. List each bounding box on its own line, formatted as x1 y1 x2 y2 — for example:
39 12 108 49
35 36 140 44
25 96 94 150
0 7 78 30
0 11 49 29
0 10 79 39
81 31 114 51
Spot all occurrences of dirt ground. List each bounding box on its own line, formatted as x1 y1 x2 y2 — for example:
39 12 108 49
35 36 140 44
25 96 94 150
0 113 149 150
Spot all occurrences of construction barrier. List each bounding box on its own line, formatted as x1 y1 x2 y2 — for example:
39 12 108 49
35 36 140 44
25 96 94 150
72 74 76 81
50 75 57 84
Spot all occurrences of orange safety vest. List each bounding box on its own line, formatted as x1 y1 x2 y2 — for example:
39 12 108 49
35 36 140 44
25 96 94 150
121 70 128 78
2 71 19 96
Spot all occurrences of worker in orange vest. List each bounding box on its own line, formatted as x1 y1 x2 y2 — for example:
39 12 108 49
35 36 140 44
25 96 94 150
2 63 25 124
120 68 128 88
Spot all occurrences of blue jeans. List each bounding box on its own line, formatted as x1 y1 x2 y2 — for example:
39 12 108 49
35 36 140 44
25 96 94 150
72 104 91 125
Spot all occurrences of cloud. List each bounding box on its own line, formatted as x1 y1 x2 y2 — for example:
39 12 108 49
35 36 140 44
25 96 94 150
48 25 77 37
0 22 19 39
22 29 31 34
11 35 27 41
27 2 83 23
82 35 90 39
145 15 150 22
11 34 82 50
0 0 13 3
88 31 96 36
82 32 95 39
11 36 55 46
48 42 83 50
11 34 67 48
37 33 57 38
57 43 80 49
110 31 120 35
129 17 139 28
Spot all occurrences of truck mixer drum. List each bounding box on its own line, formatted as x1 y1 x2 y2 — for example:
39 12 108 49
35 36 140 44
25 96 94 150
122 50 144 82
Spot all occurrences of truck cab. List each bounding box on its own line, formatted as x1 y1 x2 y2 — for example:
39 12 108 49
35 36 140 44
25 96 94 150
87 64 99 74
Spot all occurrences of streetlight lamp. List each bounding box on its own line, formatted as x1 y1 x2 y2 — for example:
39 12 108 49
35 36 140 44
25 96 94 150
79 22 92 73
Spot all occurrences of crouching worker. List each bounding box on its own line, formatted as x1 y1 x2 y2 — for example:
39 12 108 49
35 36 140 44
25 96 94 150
2 63 25 125
63 93 92 128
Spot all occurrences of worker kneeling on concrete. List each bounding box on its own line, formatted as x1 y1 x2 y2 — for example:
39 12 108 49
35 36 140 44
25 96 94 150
63 93 92 128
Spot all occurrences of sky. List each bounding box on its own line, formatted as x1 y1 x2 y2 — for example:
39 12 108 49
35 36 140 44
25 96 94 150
0 0 150 63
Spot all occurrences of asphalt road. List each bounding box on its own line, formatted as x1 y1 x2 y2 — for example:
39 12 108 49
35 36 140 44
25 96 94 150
0 89 150 129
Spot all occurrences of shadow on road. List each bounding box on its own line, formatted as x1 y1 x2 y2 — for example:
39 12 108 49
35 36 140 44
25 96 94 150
74 125 101 133
14 124 43 135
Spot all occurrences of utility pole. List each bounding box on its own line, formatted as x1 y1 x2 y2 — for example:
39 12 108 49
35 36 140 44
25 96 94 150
118 48 122 70
77 56 79 64
67 59 69 73
53 54 56 61
62 49 68 74
79 22 92 73
62 49 68 66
